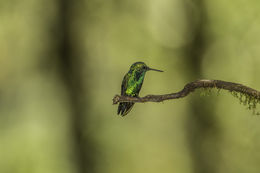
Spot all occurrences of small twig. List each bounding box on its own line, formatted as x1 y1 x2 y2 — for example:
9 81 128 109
112 79 260 104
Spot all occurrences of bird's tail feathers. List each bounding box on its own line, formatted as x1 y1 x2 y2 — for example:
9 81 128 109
117 102 134 116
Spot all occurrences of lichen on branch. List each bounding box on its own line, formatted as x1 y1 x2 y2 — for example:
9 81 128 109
113 79 260 113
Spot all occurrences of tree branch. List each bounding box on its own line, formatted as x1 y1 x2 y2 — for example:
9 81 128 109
112 79 260 104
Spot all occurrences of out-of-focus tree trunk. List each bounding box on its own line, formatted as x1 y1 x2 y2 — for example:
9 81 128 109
52 0 96 173
184 0 221 173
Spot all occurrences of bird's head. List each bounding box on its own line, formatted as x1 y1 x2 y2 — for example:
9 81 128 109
129 62 163 73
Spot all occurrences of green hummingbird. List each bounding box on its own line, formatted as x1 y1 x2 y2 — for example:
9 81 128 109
117 62 163 116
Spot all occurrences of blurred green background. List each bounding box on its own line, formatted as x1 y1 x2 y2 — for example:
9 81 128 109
1 0 260 173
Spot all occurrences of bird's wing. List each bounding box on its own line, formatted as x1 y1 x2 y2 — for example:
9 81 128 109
121 73 129 96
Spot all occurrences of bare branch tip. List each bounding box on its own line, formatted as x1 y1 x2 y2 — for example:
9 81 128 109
112 95 120 105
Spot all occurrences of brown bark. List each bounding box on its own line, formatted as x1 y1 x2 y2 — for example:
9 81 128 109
113 79 260 104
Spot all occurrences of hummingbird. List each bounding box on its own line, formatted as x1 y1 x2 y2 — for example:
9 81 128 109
117 62 163 116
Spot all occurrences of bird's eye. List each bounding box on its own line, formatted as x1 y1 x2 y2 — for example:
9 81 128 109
142 66 146 70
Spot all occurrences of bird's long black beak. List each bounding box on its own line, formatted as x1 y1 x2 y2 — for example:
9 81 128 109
147 67 163 72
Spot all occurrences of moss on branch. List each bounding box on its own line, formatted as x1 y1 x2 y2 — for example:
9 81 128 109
113 79 260 114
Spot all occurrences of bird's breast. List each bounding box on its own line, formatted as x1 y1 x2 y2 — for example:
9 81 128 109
125 73 144 96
